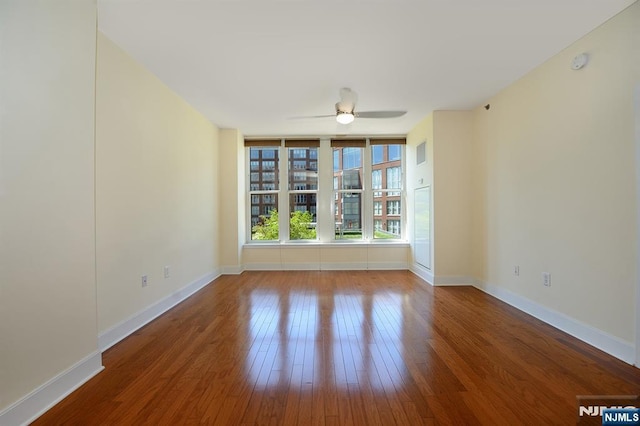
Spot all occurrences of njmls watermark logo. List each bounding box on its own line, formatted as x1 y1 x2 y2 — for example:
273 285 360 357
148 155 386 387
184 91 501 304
577 395 639 425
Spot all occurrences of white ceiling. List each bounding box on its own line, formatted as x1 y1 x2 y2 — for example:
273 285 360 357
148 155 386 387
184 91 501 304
97 0 635 137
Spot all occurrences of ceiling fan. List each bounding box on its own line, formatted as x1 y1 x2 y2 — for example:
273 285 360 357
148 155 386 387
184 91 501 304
295 88 407 124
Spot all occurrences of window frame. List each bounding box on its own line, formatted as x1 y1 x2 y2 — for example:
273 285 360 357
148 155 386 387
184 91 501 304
247 143 282 241
246 138 405 243
287 145 319 241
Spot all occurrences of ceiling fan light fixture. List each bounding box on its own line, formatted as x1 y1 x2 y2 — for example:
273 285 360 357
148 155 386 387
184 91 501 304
336 111 354 125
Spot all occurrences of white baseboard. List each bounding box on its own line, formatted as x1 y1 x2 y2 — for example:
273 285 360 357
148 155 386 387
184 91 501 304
409 263 434 286
0 351 103 426
98 270 219 351
476 280 635 365
434 275 476 286
221 265 243 275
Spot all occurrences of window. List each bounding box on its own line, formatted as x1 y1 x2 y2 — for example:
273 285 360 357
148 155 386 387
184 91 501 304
372 144 401 164
372 145 384 165
373 201 382 216
342 148 361 170
388 145 401 161
387 200 400 215
262 172 275 182
386 167 401 191
263 160 275 170
342 170 361 190
292 149 306 159
333 144 364 239
336 193 361 239
387 220 401 236
247 138 404 242
371 141 404 240
288 146 318 240
372 169 382 198
262 150 275 159
248 146 280 240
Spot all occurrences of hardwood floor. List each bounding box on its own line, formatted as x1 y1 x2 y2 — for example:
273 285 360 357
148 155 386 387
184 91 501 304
34 271 639 425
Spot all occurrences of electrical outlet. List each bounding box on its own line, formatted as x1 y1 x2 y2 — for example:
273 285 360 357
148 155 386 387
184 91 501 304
542 272 551 287
164 266 170 279
514 265 520 276
142 275 148 287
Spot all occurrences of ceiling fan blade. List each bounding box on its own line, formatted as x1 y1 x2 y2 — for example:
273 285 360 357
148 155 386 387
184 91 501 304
356 111 407 119
288 114 335 120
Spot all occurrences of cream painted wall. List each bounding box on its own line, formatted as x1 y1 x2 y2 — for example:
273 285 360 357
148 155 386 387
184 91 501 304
635 84 640 365
471 108 489 282
368 246 409 267
472 2 639 342
0 0 100 411
406 114 434 274
432 111 474 280
219 129 245 273
406 111 474 283
96 33 219 333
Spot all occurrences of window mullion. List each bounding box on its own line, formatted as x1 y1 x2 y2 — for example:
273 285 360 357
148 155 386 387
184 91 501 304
363 139 373 240
278 142 289 242
317 138 333 242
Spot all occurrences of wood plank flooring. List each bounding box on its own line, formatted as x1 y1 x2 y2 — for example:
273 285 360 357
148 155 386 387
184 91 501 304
34 271 640 425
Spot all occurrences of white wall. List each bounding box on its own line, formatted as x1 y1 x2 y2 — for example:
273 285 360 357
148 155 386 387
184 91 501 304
472 2 639 357
96 33 220 336
0 0 101 419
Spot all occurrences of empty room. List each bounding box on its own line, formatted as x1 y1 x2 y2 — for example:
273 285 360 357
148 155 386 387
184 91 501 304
1 0 640 425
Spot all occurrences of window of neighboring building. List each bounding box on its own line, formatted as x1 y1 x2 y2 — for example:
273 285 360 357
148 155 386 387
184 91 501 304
372 169 382 198
373 201 382 216
386 166 401 194
387 220 401 236
387 200 400 215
